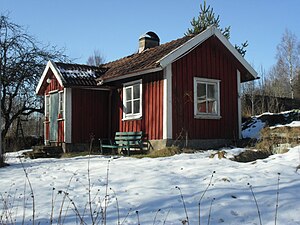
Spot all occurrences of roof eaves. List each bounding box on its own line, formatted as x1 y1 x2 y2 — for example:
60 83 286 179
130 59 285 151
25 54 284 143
213 30 258 79
98 67 162 85
158 26 215 68
157 26 258 79
51 61 67 85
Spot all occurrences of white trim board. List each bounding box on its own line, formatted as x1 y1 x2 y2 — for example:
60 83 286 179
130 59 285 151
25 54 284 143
163 64 172 139
64 88 72 143
100 67 162 84
237 70 242 139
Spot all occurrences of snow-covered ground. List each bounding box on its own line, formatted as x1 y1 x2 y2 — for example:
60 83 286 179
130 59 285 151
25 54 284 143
1 147 300 225
1 111 300 225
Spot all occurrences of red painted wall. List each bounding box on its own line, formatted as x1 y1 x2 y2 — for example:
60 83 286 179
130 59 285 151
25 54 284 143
111 71 164 140
172 36 240 140
72 88 110 143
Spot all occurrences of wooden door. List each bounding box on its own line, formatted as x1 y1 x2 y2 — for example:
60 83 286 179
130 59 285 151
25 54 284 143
49 92 59 142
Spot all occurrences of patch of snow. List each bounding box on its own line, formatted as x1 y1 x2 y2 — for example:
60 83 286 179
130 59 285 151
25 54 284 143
271 121 300 129
242 117 265 139
224 148 248 159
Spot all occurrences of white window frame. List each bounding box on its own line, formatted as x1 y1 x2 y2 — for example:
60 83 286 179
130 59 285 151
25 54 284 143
193 77 221 119
123 79 142 120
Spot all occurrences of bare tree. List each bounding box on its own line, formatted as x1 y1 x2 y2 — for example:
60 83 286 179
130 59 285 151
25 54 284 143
0 14 66 163
274 29 300 99
294 71 300 99
87 50 105 66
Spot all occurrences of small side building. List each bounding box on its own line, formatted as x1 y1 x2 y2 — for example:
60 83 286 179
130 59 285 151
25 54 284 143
36 62 110 151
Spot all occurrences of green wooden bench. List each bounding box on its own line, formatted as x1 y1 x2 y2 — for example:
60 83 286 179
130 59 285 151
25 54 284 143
99 131 145 156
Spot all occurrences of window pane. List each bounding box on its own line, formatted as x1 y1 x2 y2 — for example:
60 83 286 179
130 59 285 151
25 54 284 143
133 100 140 114
207 100 217 113
133 84 140 99
197 83 206 99
207 84 215 99
126 101 132 114
126 87 132 101
197 102 206 113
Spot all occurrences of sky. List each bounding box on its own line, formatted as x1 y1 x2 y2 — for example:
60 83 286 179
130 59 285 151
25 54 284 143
1 0 300 74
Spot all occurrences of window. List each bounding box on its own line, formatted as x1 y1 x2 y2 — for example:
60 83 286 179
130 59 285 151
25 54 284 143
123 80 142 120
58 91 64 119
194 77 221 119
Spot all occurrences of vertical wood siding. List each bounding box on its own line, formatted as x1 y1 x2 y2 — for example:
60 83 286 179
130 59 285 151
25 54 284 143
44 73 63 95
172 36 240 140
111 72 164 140
72 88 109 143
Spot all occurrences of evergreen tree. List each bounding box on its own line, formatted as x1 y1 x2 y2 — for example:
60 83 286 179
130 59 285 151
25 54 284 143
186 1 248 57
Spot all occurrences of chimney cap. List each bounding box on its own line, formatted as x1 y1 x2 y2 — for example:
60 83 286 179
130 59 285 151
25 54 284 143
138 31 160 53
139 31 160 42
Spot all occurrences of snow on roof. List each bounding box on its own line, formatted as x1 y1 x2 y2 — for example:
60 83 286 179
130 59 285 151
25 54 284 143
54 62 107 87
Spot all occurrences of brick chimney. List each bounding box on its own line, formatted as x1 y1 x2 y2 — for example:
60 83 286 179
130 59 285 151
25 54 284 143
138 31 160 53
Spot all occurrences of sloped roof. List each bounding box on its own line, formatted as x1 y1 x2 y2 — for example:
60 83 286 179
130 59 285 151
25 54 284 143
99 26 257 83
35 61 107 95
54 62 106 86
99 35 193 82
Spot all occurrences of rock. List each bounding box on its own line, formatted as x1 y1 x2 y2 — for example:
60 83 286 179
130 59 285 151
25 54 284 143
233 149 271 163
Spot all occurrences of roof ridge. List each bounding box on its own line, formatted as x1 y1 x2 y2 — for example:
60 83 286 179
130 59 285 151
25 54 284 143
55 61 103 70
103 35 194 67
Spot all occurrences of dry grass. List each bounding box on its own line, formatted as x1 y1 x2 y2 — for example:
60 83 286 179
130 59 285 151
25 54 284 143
256 126 300 153
134 146 182 158
61 147 182 159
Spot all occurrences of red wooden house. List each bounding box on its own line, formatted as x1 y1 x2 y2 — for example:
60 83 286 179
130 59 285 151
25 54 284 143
36 26 257 152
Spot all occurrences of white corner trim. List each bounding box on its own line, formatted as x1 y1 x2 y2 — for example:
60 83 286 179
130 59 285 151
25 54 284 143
163 64 172 139
64 88 72 143
237 70 242 139
44 95 50 144
157 26 257 79
35 60 65 94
